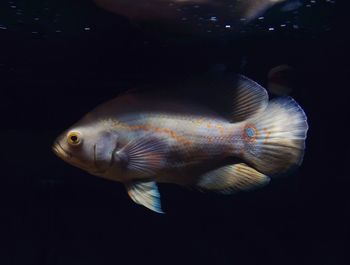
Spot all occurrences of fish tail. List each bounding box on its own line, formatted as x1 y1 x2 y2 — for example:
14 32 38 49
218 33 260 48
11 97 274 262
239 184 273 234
234 97 308 175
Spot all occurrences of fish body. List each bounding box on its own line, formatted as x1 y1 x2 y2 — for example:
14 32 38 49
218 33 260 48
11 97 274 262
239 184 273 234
91 97 235 185
53 75 308 213
267 64 294 95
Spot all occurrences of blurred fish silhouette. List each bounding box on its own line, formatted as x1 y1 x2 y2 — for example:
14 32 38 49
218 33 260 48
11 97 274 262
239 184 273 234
93 0 289 33
280 0 302 12
267 64 295 95
53 75 308 213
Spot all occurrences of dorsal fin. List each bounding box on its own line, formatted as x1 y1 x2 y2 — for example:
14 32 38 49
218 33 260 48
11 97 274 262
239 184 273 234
231 75 269 122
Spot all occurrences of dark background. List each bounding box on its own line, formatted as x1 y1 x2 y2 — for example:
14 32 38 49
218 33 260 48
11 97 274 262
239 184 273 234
1 1 349 265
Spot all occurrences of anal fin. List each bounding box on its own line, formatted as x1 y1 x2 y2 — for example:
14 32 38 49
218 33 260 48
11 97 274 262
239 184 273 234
196 163 270 194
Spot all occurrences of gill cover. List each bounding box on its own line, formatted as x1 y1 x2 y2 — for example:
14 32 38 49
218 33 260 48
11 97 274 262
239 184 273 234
93 131 119 173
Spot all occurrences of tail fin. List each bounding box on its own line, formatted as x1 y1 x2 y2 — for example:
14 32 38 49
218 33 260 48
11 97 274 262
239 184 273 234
240 97 308 175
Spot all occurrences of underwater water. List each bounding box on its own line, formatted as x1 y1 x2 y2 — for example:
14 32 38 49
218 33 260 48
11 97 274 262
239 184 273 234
0 0 348 264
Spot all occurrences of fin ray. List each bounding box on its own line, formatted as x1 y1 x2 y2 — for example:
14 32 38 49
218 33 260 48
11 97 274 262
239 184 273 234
126 181 164 213
239 96 308 175
196 163 270 194
231 75 269 122
117 136 166 176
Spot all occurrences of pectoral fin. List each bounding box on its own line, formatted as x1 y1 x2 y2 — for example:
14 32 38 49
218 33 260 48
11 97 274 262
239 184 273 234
126 181 164 214
116 136 167 176
197 163 270 194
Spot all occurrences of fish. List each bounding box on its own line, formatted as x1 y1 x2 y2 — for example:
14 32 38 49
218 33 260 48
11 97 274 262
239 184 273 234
52 75 308 213
280 0 302 12
93 0 288 33
267 64 295 95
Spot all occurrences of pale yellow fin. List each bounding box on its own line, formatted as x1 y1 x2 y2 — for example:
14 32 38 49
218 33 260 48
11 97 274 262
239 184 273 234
196 163 270 194
239 97 308 175
126 181 164 214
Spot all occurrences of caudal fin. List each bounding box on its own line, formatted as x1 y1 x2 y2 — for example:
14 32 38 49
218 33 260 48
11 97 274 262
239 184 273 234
240 97 308 175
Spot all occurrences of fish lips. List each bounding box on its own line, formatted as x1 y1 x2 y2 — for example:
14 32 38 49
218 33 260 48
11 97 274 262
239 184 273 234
52 141 72 161
52 142 88 170
52 141 109 176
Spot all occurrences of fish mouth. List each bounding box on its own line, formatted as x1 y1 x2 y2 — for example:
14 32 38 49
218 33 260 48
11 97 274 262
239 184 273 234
52 142 94 172
52 142 72 161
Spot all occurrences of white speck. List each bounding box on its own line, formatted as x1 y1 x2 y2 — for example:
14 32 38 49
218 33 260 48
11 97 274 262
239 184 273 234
225 25 231 28
32 31 38 34
293 24 299 29
306 4 311 7
181 17 187 21
55 30 62 33
310 0 316 3
34 18 39 21
194 5 200 8
258 16 264 20
10 5 16 8
209 16 217 22
240 18 246 21
268 27 275 31
84 27 91 31
280 24 286 27
0 26 7 30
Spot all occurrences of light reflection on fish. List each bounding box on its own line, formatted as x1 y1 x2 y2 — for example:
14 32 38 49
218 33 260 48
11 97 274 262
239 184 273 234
93 0 288 33
52 75 308 213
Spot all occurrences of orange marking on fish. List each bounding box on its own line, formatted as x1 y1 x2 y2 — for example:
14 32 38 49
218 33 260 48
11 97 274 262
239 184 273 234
195 118 204 127
207 123 212 129
114 122 192 146
216 124 225 135
263 128 270 143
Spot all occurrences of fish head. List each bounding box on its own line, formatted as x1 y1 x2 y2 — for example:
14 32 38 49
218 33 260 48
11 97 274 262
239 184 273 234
52 122 119 177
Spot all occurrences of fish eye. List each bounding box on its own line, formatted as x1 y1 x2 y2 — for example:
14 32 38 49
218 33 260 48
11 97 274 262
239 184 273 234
67 131 82 146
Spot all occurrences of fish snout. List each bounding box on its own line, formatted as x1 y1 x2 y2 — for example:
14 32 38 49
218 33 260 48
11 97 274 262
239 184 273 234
52 141 72 161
